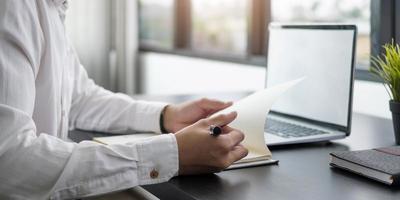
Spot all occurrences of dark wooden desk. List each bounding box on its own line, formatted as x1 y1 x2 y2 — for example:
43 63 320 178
69 93 400 200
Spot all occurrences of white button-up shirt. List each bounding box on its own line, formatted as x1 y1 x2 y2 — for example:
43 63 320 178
0 0 178 199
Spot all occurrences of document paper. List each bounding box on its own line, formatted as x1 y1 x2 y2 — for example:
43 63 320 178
94 78 304 168
212 78 304 167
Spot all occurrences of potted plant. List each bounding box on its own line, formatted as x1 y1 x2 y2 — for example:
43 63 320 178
370 41 400 144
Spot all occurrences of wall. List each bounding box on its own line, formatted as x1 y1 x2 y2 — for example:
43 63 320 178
141 52 391 119
353 80 390 119
141 53 266 94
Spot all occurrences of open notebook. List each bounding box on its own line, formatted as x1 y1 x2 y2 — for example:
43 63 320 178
94 78 303 170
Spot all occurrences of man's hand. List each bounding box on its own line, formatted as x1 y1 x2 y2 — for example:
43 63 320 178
175 112 248 175
163 98 232 133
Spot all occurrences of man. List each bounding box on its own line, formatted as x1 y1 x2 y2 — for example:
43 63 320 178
0 0 248 199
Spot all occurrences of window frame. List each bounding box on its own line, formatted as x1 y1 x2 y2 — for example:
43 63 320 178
358 0 396 82
397 0 400 45
138 0 396 83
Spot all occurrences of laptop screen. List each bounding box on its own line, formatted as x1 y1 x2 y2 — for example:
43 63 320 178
266 25 356 131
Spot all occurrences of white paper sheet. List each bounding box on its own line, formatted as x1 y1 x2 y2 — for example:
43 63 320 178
213 78 304 159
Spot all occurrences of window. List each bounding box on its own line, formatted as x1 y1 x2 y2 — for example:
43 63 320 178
138 0 174 49
272 0 371 68
139 0 267 64
138 0 396 81
191 0 248 56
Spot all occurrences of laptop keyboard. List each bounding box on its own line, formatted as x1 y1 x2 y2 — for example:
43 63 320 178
265 118 328 138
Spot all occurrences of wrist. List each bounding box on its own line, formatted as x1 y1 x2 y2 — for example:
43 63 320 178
160 106 170 133
162 105 176 133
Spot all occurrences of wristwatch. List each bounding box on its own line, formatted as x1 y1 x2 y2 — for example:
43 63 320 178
159 107 169 133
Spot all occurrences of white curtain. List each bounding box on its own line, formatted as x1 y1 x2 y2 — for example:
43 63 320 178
66 0 139 94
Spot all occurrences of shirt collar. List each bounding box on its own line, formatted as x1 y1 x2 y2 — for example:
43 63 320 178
53 0 68 8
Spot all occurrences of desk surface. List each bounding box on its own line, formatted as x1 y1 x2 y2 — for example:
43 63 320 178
69 93 400 200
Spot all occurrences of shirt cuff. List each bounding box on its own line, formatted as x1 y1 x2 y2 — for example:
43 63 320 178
128 101 168 133
136 134 179 185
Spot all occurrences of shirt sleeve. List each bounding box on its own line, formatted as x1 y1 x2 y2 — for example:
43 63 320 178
68 59 168 134
0 1 178 199
0 108 178 199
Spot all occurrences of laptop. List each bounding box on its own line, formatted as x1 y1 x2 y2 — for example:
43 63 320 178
265 24 357 146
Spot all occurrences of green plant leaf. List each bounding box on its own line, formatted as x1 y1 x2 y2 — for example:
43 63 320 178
370 40 400 101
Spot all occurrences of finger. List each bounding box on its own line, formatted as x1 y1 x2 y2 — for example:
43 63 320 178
226 130 245 146
222 125 234 133
207 111 237 127
228 145 249 163
198 98 233 112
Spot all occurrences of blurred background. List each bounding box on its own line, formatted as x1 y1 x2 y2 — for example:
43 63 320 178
65 0 398 119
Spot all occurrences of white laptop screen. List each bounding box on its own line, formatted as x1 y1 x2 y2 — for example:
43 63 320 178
266 25 356 128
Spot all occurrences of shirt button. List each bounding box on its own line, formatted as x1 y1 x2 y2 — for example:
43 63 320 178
150 169 159 179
